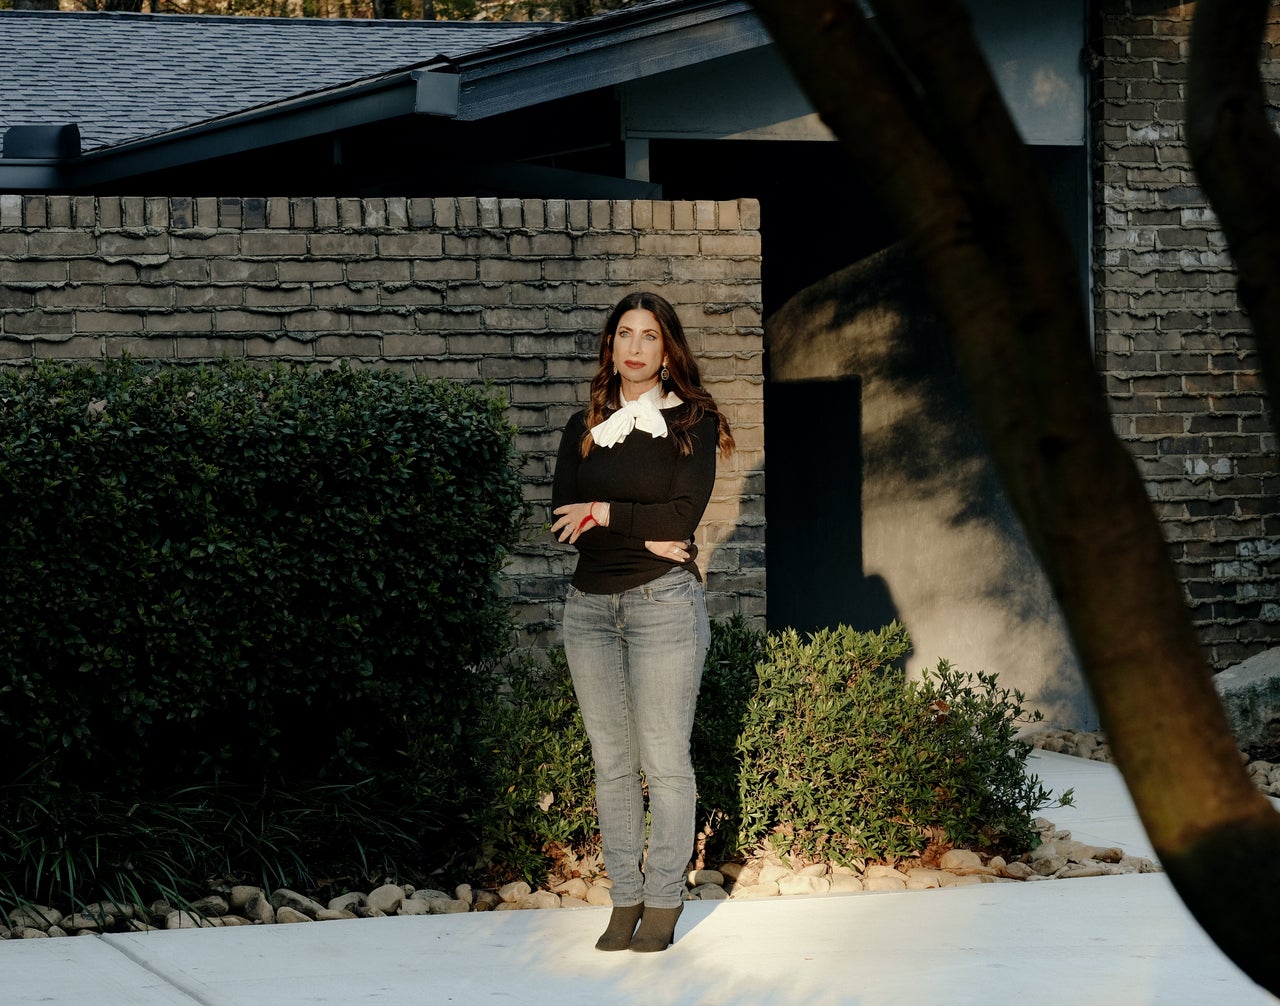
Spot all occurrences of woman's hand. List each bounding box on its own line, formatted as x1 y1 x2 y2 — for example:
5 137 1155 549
552 502 599 544
646 539 694 563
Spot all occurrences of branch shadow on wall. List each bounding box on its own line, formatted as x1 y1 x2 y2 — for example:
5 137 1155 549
766 242 1091 727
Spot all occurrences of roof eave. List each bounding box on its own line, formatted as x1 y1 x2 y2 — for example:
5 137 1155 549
0 159 68 193
17 68 431 192
448 1 767 120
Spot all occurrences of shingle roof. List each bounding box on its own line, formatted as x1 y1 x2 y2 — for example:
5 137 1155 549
0 9 557 152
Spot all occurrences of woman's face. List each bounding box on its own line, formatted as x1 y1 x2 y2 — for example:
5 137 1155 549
612 308 666 400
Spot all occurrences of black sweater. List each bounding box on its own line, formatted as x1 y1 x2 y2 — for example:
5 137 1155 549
551 405 718 594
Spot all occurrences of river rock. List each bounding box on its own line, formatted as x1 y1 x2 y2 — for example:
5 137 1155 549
229 886 263 911
552 878 590 900
243 893 275 925
328 892 366 913
8 905 61 930
64 911 113 932
189 895 229 918
367 884 405 915
166 910 213 929
906 869 946 890
939 849 983 871
498 881 532 904
779 874 830 896
270 889 325 918
585 885 613 907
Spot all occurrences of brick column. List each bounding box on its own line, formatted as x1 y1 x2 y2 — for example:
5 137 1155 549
1093 0 1280 668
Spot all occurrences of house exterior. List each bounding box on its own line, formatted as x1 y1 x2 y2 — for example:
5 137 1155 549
0 0 1271 731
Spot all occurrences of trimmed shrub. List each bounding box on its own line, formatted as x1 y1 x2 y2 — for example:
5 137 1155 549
0 359 524 805
732 623 1053 863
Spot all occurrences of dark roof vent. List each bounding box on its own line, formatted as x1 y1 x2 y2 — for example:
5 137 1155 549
3 124 82 159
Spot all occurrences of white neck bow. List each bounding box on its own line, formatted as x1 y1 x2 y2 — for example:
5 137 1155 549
589 385 683 448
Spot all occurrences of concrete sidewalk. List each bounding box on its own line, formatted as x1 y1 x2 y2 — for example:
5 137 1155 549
5 751 1277 1006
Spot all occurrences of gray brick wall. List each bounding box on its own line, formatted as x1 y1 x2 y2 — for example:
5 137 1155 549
0 194 765 650
1093 2 1280 669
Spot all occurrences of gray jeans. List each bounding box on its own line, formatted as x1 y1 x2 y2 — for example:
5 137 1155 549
563 567 710 908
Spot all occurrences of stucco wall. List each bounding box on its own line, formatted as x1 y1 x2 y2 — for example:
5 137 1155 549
766 246 1092 730
0 193 765 648
1093 2 1280 670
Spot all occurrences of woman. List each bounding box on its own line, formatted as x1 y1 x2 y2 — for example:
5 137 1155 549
551 290 734 953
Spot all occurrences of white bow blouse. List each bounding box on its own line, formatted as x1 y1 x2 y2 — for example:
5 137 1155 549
589 385 684 449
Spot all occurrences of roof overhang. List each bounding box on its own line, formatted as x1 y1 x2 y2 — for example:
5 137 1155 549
0 0 763 193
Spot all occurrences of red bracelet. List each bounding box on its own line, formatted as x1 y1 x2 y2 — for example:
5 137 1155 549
589 501 601 525
576 510 596 534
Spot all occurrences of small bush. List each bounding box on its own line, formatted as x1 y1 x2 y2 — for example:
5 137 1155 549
733 622 1052 863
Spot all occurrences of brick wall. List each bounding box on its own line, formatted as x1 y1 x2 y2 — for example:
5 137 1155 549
1093 1 1280 669
0 193 765 649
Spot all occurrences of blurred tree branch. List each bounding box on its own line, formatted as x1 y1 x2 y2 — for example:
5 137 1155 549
751 0 1280 993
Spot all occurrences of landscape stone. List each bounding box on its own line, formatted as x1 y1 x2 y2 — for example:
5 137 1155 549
366 884 405 915
498 881 531 903
1214 646 1280 757
270 889 325 918
939 849 983 871
328 892 365 913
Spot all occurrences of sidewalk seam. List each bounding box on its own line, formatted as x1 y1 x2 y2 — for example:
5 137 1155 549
100 933 219 1005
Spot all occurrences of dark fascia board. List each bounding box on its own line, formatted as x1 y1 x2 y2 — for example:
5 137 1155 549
0 65 429 192
0 159 71 192
0 0 761 192
443 1 767 121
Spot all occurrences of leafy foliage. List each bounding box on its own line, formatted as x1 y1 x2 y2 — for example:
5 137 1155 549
733 623 1054 864
0 356 524 811
469 649 599 885
471 618 1057 884
691 612 767 864
0 774 438 914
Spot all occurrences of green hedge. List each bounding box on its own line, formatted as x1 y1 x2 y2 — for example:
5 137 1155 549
0 359 525 802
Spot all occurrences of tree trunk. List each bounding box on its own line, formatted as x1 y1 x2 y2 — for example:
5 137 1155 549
750 0 1280 994
1187 1 1280 407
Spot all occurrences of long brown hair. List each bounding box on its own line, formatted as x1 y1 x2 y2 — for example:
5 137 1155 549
581 291 735 458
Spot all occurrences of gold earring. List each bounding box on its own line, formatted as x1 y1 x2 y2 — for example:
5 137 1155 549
660 365 670 381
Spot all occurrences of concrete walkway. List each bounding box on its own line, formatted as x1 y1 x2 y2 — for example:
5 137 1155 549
5 751 1278 1006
